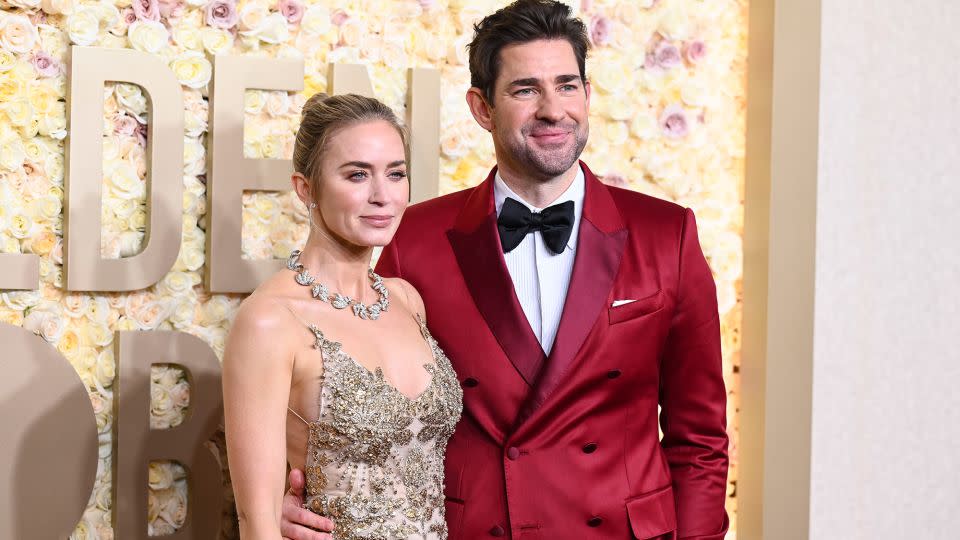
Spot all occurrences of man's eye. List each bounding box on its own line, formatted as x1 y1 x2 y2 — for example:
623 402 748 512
514 88 536 96
560 84 578 92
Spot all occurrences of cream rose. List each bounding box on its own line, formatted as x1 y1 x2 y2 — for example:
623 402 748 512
0 137 27 171
183 135 205 175
41 0 74 15
118 230 145 257
201 27 233 55
148 461 175 490
115 83 148 118
337 17 366 47
242 12 290 44
300 4 331 35
170 50 212 89
0 49 15 72
0 14 40 54
8 211 34 239
106 160 146 200
172 26 202 50
2 98 32 127
128 19 169 54
265 91 290 117
67 7 101 46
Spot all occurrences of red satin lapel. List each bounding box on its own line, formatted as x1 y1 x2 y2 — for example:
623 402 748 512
515 167 628 426
447 173 545 387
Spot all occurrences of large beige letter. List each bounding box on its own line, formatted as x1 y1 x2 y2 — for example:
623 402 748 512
64 46 184 291
0 323 98 539
0 254 39 290
114 331 223 539
327 64 440 204
205 55 304 293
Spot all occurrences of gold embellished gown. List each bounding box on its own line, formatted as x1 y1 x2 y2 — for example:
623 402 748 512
287 315 463 540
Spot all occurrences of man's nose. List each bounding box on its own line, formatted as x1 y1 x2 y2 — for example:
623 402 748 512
536 92 566 123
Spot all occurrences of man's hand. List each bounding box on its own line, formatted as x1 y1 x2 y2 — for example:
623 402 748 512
280 468 335 540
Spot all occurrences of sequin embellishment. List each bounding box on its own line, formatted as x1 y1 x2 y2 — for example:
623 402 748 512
301 317 463 539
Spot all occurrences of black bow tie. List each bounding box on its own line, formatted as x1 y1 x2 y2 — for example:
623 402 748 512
497 197 575 254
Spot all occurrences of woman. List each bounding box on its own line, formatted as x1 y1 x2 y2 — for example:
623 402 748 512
223 93 462 539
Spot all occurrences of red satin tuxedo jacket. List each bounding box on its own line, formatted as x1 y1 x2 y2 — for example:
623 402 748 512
376 163 728 539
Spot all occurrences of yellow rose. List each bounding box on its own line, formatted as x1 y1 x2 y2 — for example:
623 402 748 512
128 20 169 54
201 27 233 55
170 51 212 89
0 14 39 54
2 98 33 127
28 230 57 256
0 308 25 326
0 49 16 72
67 7 100 46
57 328 80 360
41 0 73 15
0 76 22 103
8 211 32 239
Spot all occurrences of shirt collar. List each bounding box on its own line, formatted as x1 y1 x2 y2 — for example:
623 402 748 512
493 165 585 251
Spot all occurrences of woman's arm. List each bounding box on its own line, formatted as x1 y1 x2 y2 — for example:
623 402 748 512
223 297 296 539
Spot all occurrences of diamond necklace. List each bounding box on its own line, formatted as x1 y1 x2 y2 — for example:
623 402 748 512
286 250 389 320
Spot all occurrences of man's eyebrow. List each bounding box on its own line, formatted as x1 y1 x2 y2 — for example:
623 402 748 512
555 74 581 84
507 77 541 88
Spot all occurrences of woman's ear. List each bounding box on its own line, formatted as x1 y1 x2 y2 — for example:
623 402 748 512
291 172 314 207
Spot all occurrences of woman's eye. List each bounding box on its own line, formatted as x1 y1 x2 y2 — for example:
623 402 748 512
348 171 367 181
389 170 408 180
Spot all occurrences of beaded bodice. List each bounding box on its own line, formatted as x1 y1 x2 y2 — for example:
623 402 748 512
298 316 463 540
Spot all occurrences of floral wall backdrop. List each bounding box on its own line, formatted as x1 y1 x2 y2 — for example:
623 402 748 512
0 0 746 538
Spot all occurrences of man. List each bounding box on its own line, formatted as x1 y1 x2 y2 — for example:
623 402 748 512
280 1 728 538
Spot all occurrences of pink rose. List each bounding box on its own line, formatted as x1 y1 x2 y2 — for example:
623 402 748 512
132 0 161 22
31 51 61 78
114 114 139 137
135 123 149 147
159 0 185 20
205 0 239 30
589 15 611 47
277 0 303 24
330 9 348 26
121 7 138 25
684 40 706 64
659 104 689 139
654 41 682 69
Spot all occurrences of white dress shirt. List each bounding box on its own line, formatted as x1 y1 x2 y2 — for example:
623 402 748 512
494 166 585 356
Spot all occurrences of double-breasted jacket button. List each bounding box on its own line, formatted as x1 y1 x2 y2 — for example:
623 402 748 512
587 516 603 527
462 377 479 388
582 442 598 454
489 524 506 536
607 369 622 379
506 446 520 460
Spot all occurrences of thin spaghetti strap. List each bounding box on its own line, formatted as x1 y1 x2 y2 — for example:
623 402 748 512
287 407 309 425
271 299 313 330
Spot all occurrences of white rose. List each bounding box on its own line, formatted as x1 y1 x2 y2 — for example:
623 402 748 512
630 110 659 140
0 137 27 171
337 17 365 48
115 83 148 119
244 89 266 114
200 296 231 326
2 290 41 311
183 135 205 175
169 300 196 328
41 0 73 15
24 309 66 343
128 19 169 54
127 207 147 231
178 241 204 271
265 91 290 117
242 12 290 44
106 160 145 200
170 51 211 89
86 320 114 347
8 211 34 239
37 106 67 140
119 230 144 257
0 14 39 54
238 3 269 31
31 194 62 222
201 27 233 55
148 462 174 490
96 351 116 387
46 150 64 183
300 4 331 35
66 7 100 46
62 293 90 318
172 26 202 51
110 197 138 219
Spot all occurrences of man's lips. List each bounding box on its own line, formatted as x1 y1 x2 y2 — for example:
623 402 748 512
529 130 572 144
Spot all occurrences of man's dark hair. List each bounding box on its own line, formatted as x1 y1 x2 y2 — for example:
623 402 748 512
467 0 591 104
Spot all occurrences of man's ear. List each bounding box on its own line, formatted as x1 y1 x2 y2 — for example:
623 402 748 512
466 87 494 132
584 79 592 110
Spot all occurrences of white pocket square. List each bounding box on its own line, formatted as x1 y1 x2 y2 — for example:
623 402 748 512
611 299 636 307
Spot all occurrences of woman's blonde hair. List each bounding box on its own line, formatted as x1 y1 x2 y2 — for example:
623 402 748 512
293 93 408 198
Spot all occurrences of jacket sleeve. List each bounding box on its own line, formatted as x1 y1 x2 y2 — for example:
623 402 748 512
659 208 729 539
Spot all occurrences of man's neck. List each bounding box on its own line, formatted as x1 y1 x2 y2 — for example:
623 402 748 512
496 161 581 209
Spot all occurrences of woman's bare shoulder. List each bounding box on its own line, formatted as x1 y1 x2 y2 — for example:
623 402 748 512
383 277 426 320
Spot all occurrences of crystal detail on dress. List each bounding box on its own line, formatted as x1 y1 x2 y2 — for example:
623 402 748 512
302 316 463 539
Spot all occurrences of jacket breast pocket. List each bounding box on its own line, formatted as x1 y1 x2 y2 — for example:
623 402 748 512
608 289 665 325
